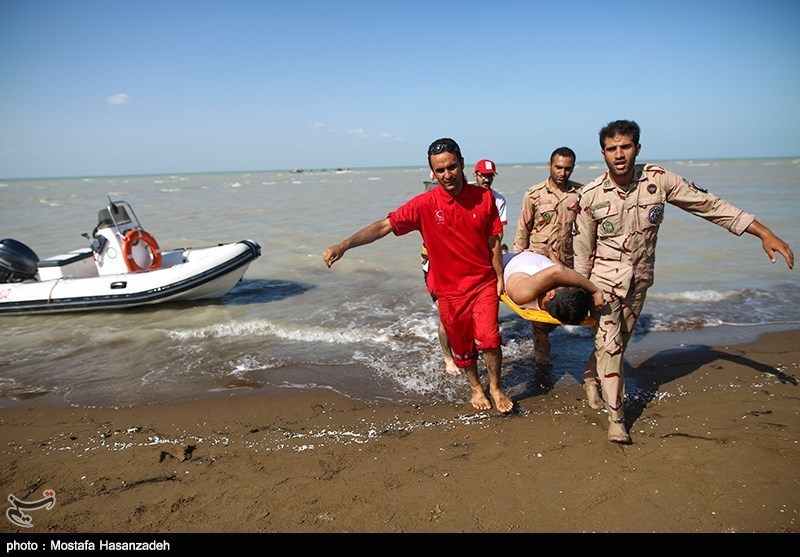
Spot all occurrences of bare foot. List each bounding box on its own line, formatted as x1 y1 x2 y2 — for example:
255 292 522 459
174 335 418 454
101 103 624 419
583 382 604 410
489 388 514 413
470 386 492 411
607 420 632 444
444 360 460 377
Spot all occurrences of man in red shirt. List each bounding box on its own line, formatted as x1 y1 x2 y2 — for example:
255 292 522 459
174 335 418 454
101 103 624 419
323 138 512 413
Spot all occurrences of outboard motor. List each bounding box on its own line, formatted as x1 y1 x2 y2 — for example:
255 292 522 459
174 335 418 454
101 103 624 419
0 238 40 283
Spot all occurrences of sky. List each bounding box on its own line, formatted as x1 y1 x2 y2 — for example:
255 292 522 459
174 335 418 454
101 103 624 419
1 0 799 179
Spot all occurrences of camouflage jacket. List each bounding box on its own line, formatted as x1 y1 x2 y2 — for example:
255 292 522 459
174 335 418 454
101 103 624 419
573 164 755 295
512 178 582 267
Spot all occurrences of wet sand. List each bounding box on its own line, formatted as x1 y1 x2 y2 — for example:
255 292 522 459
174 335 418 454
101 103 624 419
1 329 798 535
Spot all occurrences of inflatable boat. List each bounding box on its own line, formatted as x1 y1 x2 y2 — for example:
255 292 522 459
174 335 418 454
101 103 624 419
0 198 261 314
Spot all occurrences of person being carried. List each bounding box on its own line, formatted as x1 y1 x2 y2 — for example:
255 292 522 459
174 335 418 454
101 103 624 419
324 138 512 413
512 146 583 365
503 251 604 326
574 119 794 444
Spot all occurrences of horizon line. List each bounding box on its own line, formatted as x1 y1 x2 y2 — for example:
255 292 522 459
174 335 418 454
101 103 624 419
2 155 798 182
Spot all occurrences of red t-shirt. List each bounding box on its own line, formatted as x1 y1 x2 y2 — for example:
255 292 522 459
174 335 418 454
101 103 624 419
389 182 502 297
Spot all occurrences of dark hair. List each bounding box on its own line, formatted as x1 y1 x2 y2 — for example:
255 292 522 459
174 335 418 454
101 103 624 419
599 120 640 148
550 146 576 163
427 138 462 158
546 287 591 325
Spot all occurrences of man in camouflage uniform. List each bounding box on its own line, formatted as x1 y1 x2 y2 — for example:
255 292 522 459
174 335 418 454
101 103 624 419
512 146 583 364
574 120 794 444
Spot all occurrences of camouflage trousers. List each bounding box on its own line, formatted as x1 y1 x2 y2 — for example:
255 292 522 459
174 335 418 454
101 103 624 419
583 282 648 421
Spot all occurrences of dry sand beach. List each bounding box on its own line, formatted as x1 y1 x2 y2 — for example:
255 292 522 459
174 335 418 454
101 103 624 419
1 329 798 536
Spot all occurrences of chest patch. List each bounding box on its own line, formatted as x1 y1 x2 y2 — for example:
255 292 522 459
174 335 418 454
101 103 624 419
647 183 657 194
648 205 663 225
601 221 615 233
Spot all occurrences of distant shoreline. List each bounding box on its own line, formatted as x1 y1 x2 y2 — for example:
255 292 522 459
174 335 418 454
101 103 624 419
3 156 798 182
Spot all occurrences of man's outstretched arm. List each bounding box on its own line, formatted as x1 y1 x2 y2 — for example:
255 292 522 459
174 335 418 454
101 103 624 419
323 218 394 268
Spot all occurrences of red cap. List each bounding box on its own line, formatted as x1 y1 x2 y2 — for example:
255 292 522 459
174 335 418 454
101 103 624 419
474 159 498 175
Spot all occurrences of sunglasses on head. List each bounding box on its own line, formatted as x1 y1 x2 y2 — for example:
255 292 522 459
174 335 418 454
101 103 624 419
427 139 461 157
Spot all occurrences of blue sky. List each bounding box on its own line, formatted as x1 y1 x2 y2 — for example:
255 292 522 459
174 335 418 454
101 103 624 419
1 0 798 179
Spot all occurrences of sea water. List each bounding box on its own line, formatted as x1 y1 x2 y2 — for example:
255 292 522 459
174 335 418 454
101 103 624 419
1 158 798 408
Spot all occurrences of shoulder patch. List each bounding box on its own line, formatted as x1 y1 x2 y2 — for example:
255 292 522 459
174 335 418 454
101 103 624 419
683 178 708 193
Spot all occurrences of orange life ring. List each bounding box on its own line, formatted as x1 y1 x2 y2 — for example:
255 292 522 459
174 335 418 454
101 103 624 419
122 229 162 272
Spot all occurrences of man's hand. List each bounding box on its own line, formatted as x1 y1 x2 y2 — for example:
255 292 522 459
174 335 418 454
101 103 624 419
322 245 344 268
591 290 605 312
762 235 794 269
747 220 794 269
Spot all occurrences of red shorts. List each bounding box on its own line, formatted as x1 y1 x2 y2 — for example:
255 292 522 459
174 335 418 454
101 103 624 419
437 280 502 368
